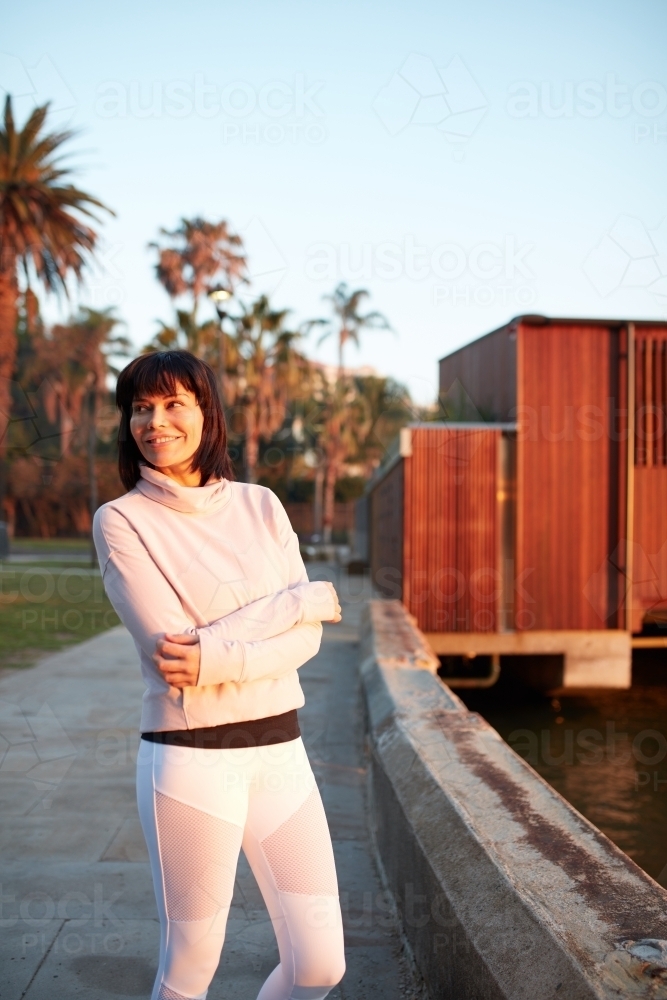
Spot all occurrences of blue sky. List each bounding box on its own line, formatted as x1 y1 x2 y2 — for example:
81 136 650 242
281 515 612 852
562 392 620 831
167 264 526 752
3 0 666 402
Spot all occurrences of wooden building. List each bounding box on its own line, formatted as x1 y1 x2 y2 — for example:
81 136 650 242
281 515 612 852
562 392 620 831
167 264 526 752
367 316 667 688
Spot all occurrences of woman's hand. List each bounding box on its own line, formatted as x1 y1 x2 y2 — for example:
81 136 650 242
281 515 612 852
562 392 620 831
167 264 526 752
324 582 342 623
153 632 201 688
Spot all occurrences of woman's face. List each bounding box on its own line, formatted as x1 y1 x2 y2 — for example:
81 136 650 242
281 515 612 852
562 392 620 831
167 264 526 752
130 382 204 478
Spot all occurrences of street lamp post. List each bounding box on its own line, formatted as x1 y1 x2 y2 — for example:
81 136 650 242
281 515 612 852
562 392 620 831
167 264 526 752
207 285 233 404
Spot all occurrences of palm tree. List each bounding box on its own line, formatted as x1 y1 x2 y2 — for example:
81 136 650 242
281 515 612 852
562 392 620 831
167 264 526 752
233 295 309 484
309 282 391 378
150 217 247 362
28 307 129 559
29 308 128 451
310 371 372 545
352 374 414 476
0 96 113 434
143 309 224 360
151 218 247 317
305 283 391 542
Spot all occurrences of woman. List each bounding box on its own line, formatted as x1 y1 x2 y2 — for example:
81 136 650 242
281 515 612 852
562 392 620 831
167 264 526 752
93 350 346 1000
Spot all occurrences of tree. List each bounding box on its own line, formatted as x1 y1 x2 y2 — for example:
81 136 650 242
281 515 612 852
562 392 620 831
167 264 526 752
151 218 247 317
351 374 413 476
310 281 391 378
305 283 391 542
149 217 247 357
233 295 309 484
143 309 224 362
310 371 372 544
0 96 112 442
29 307 128 454
28 308 129 557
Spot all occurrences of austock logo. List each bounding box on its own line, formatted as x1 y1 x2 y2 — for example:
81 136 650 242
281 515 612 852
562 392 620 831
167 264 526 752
0 699 77 807
373 52 487 149
94 73 326 145
0 52 76 125
507 75 667 120
584 539 667 624
583 215 667 303
508 722 667 770
0 376 96 458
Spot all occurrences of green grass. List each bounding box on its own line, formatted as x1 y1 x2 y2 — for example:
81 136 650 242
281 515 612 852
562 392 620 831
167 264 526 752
0 560 120 669
3 560 93 568
10 537 92 553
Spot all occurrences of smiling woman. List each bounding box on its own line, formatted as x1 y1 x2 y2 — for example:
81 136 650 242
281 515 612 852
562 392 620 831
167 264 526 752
115 349 234 491
94 349 345 1000
130 387 204 484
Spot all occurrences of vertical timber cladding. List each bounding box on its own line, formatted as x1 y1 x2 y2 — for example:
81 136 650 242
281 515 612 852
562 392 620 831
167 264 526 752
438 321 517 420
404 426 500 633
632 324 667 630
369 459 404 600
516 319 621 631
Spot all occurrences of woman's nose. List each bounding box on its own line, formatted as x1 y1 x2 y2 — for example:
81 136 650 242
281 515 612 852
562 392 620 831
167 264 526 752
146 407 167 428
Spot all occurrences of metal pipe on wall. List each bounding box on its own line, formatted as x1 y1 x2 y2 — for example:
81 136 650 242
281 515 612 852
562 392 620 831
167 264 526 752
440 653 501 689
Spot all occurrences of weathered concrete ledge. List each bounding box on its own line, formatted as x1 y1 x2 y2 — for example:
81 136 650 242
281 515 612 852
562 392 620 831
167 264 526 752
360 600 667 999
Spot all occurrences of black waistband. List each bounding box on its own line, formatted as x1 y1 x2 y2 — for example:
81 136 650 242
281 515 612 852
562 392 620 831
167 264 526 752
141 709 300 749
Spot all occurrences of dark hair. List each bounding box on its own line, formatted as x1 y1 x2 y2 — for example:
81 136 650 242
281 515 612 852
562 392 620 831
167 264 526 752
115 350 234 491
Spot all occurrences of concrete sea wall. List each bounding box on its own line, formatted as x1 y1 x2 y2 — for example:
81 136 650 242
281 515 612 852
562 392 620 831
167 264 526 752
360 600 667 999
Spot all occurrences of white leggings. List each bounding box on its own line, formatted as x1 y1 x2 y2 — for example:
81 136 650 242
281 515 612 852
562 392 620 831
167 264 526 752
137 736 346 1000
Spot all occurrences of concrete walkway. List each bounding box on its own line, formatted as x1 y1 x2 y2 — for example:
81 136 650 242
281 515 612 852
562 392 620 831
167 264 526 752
0 570 420 1000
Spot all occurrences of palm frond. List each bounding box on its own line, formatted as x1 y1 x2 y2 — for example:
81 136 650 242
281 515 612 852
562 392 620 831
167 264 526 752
0 96 114 300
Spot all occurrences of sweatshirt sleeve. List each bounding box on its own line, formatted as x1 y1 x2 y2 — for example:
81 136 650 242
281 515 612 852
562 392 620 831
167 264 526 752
94 499 331 686
94 506 196 663
195 492 327 686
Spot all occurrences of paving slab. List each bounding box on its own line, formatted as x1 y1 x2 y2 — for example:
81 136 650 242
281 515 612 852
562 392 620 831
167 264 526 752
0 568 421 999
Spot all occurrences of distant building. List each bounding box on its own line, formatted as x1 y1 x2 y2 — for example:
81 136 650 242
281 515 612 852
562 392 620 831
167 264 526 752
366 315 667 689
309 360 380 384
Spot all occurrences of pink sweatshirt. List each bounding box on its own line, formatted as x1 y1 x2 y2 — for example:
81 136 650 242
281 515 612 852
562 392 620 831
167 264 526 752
92 466 337 732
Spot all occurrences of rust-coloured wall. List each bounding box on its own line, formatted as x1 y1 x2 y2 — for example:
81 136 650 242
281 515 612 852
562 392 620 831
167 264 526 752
515 320 621 631
403 427 500 633
370 460 404 599
377 317 667 637
633 467 667 626
635 326 667 468
438 323 517 421
632 325 667 628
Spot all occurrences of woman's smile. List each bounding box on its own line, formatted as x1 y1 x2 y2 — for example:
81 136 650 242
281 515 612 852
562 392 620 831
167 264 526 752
145 434 183 445
130 384 205 485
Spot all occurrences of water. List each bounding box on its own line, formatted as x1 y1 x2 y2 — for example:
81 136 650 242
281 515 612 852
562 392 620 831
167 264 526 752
458 655 667 887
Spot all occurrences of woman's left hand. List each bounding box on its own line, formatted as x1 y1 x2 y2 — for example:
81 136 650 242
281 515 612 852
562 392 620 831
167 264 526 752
153 633 201 688
323 582 342 623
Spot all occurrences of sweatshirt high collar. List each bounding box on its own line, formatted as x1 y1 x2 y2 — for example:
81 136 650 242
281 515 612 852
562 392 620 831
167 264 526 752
136 465 231 515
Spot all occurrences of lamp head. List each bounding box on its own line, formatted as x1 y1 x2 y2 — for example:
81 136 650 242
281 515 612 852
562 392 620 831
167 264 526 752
208 285 232 303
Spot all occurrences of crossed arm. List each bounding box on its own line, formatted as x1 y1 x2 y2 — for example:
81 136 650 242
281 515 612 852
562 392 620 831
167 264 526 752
154 581 341 687
93 504 341 690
